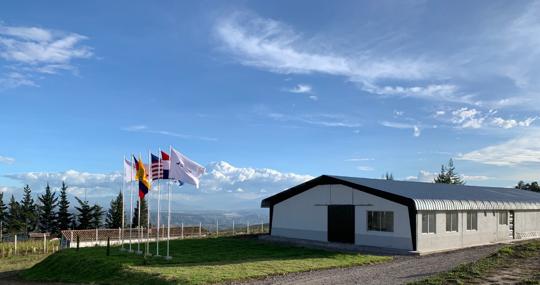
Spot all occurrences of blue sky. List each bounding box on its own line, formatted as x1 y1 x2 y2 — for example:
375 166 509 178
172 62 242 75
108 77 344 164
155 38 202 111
1 1 540 210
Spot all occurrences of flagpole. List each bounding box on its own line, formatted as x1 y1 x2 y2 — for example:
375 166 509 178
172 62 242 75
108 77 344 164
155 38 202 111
156 148 161 256
121 155 126 251
137 153 142 255
129 155 134 252
165 145 172 260
146 150 151 256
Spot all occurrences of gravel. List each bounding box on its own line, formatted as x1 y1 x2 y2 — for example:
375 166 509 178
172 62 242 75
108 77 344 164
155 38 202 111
233 244 504 285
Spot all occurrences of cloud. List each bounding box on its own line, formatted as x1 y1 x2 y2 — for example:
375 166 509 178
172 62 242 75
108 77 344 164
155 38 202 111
362 83 471 103
286 84 312 94
123 125 218 142
2 161 312 209
345 158 374 162
308 95 318 101
449 107 536 129
406 170 436 182
0 155 15 164
462 175 490 181
268 112 362 128
357 166 374 171
215 11 435 90
458 133 540 166
491 116 536 129
0 23 92 89
380 121 421 137
451 108 485 129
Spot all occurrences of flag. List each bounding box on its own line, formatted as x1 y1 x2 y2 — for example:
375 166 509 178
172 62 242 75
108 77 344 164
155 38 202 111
134 156 151 198
169 147 205 188
161 151 170 179
123 159 136 182
150 153 162 180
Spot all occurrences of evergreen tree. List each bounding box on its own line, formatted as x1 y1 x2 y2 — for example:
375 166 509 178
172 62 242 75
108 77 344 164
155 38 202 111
75 197 93 229
515 181 540 192
56 182 72 230
90 204 104 228
106 191 123 229
38 183 58 233
434 159 465 185
383 172 394 180
131 198 148 228
0 192 7 234
20 185 37 233
6 195 24 233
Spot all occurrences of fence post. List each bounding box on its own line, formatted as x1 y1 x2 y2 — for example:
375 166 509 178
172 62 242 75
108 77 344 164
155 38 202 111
216 219 219 237
76 235 80 251
181 223 184 239
118 227 121 242
233 220 235 235
261 220 263 233
14 234 17 255
43 233 47 254
247 221 250 234
106 237 110 256
70 231 74 248
199 222 202 237
95 228 98 246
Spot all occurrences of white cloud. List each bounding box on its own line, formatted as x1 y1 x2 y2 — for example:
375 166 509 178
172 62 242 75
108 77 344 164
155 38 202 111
215 11 435 90
462 175 490 181
491 116 536 129
406 170 436 182
345 158 374 162
357 166 374 171
450 107 536 129
362 83 471 103
123 125 218 141
380 121 421 137
0 155 15 164
434 110 446 117
458 133 540 166
451 107 485 129
308 95 318 101
269 112 362 128
287 84 312 94
0 23 92 89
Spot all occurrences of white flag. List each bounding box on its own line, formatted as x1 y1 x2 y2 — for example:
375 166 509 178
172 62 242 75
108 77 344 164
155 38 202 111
123 159 136 182
169 148 205 188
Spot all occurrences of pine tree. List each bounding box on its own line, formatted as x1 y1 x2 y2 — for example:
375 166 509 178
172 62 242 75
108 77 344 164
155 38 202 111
434 159 465 185
38 183 58 233
106 191 123 229
20 185 37 234
6 195 24 233
0 192 8 234
383 172 394 180
56 182 72 230
90 204 104 228
75 197 93 229
131 198 148 228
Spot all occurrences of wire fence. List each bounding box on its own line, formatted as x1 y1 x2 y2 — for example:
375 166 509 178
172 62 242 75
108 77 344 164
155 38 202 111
0 234 60 258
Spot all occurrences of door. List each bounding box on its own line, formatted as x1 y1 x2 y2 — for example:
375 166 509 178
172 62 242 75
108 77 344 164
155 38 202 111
509 211 515 239
327 205 355 244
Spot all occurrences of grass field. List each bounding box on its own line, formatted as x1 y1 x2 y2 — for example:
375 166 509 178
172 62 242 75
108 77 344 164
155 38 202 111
411 240 540 285
21 236 390 285
0 254 50 274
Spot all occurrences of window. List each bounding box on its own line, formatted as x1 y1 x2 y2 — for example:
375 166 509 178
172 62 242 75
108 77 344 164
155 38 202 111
445 212 458 232
499 211 508 225
466 212 478 230
367 211 394 232
422 212 436 233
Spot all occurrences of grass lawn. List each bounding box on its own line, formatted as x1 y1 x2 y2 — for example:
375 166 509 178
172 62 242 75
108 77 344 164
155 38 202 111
21 236 390 285
0 254 49 274
411 240 540 285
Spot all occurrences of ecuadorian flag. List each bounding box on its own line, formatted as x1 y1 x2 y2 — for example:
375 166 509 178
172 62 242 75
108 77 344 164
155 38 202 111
134 155 150 199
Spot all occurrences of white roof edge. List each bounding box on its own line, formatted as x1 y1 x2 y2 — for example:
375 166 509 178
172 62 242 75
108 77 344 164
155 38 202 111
414 199 540 211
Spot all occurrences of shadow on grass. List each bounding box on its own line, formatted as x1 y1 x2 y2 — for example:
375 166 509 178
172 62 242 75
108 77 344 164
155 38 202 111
21 236 388 285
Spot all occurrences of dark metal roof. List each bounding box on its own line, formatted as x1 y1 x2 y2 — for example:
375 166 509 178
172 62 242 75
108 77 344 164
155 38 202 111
261 175 540 210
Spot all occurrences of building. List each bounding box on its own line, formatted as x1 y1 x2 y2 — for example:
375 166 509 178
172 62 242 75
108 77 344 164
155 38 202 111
261 175 540 253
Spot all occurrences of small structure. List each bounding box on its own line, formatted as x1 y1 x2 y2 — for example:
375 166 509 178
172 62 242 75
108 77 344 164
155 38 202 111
261 175 540 253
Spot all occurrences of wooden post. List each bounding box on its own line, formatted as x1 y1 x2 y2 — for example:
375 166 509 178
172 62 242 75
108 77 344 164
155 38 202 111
70 231 74 248
95 228 99 246
14 234 17 255
216 219 219 237
43 233 47 254
233 220 235 235
247 221 250 235
106 237 110 256
181 223 184 239
76 235 80 251
199 222 202 237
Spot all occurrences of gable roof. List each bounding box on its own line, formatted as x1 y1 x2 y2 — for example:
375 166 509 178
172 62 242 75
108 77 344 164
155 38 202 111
261 175 540 211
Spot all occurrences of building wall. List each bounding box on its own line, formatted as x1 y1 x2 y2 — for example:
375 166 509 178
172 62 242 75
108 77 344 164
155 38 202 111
271 184 413 250
416 210 540 252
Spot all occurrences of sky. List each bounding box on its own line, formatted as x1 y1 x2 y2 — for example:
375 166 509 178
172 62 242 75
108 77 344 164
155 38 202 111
1 0 540 210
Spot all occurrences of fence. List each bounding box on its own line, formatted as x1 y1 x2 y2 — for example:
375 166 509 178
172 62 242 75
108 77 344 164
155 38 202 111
0 233 60 258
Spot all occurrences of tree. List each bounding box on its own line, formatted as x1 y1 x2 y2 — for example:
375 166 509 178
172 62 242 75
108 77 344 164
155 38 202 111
0 192 7 234
434 159 465 185
382 172 394 180
38 183 58 233
20 185 37 234
515 181 540 192
6 195 24 233
106 191 123 229
90 204 104 229
75 197 93 230
131 198 148 228
56 182 72 231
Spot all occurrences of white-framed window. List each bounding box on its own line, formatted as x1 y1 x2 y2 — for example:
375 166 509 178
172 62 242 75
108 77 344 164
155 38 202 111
367 211 394 232
422 212 436 234
466 211 478 230
445 212 458 232
499 211 508 225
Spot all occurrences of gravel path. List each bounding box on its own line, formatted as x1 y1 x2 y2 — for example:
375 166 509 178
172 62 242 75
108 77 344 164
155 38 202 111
234 244 504 285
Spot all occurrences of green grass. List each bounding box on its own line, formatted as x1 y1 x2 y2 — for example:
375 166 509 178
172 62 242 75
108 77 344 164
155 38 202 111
0 254 50 273
21 236 390 285
411 240 540 285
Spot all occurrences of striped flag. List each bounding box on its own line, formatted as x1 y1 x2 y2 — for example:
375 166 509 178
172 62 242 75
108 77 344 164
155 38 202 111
150 153 163 180
161 151 170 179
134 156 151 199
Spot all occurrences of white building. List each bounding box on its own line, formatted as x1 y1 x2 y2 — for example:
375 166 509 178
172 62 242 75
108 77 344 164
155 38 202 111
261 175 540 253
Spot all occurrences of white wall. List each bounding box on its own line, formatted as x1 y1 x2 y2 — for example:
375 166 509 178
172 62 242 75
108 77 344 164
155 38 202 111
515 211 540 239
271 184 413 250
